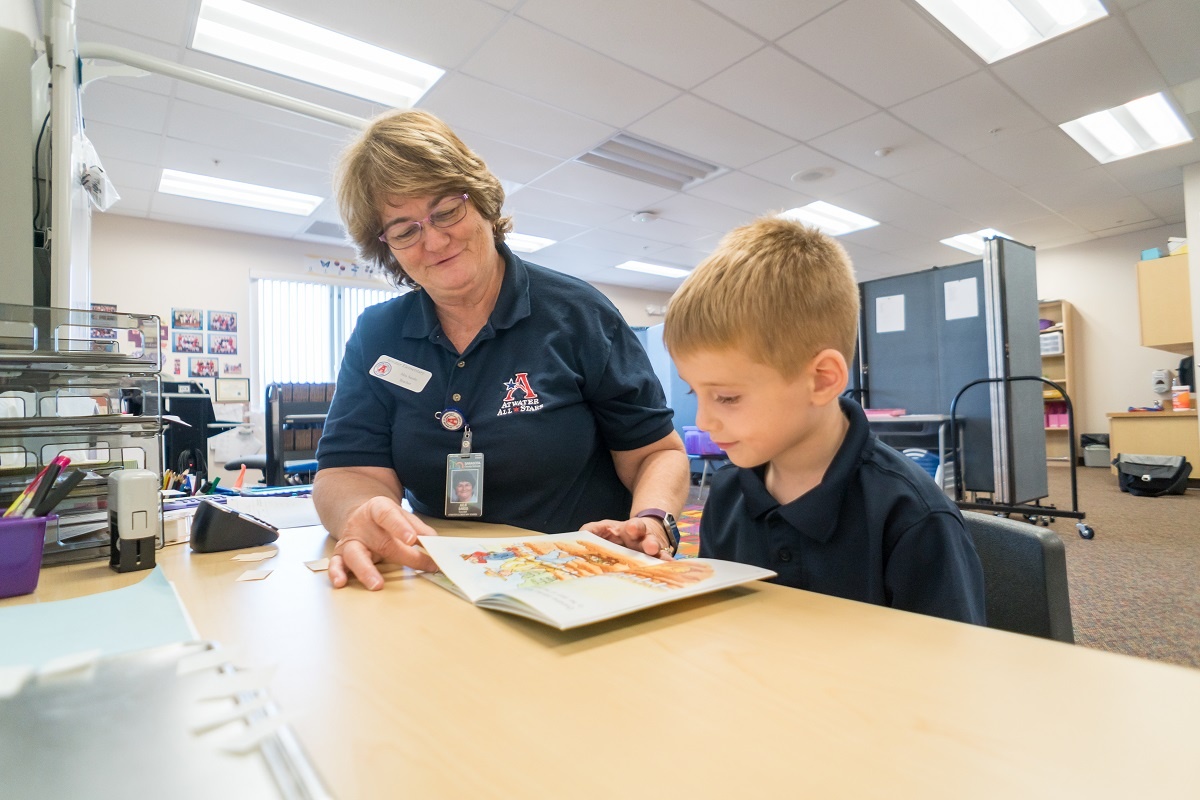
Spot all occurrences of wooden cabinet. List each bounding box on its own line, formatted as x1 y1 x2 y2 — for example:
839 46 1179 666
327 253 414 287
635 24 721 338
1108 411 1199 472
1039 300 1078 461
1137 254 1193 354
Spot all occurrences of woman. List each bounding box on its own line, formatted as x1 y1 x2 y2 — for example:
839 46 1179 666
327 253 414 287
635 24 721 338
314 110 690 591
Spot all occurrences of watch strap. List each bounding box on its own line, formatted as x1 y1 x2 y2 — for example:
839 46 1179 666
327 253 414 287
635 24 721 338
635 508 679 549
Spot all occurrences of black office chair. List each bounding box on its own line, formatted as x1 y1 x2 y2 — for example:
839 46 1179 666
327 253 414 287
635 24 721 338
961 511 1074 643
224 382 333 487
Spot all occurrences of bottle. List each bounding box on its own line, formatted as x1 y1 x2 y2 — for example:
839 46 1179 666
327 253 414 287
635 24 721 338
1171 379 1191 411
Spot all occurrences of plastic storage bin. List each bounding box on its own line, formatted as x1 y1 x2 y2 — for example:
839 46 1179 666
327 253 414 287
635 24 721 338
0 515 55 598
1083 445 1111 468
682 426 725 456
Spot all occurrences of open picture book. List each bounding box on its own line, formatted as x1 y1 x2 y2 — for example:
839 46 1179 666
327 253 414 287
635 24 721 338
417 530 776 630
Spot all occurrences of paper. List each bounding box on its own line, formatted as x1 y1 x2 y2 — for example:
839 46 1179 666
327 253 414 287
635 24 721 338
231 549 277 562
223 496 321 529
875 294 905 333
304 558 330 572
236 569 273 582
944 278 979 321
0 567 198 668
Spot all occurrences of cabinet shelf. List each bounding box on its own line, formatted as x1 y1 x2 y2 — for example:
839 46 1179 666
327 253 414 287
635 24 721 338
1038 300 1079 462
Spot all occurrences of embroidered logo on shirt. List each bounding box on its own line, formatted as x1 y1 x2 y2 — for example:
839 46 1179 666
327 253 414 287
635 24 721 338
498 372 542 416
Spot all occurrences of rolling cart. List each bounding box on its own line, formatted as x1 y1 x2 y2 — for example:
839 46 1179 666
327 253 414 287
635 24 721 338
949 375 1095 539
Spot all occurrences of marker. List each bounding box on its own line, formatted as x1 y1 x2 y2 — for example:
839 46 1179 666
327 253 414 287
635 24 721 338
32 470 86 517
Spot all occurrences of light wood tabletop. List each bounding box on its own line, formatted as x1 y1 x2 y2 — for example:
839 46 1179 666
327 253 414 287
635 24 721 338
10 520 1200 799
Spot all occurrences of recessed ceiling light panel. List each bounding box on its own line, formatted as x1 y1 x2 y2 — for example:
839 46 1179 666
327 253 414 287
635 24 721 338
193 0 444 106
506 232 556 253
914 0 1108 63
159 168 323 215
940 227 1012 255
1060 92 1194 164
615 261 692 279
778 201 879 237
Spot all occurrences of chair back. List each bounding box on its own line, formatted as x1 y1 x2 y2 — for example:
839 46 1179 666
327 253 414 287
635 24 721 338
264 382 334 486
961 511 1074 643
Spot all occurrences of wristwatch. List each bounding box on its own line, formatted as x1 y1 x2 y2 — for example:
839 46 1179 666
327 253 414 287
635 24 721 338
635 508 679 555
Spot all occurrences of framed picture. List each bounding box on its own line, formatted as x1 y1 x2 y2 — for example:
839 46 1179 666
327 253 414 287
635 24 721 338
221 361 243 376
207 333 238 355
90 302 118 339
172 308 204 330
173 332 203 353
188 357 218 378
215 377 251 403
208 310 238 332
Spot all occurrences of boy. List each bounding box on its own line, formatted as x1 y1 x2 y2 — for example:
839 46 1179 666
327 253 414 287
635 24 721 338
663 217 985 624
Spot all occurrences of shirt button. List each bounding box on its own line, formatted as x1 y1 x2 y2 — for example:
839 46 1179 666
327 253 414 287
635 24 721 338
452 393 461 402
777 548 793 563
457 361 465 368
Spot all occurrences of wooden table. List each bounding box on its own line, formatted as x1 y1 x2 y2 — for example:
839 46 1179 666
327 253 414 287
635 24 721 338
1107 410 1199 473
8 521 1200 798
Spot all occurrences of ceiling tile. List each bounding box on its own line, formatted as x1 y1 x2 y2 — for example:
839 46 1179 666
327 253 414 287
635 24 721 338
1135 184 1186 221
105 187 153 217
81 82 173 136
890 71 1046 155
778 0 978 107
569 229 673 259
456 131 561 186
965 127 1097 187
999 215 1091 248
76 20 184 95
421 73 615 160
158 137 332 197
601 215 718 247
1019 167 1129 209
695 0 841 40
169 81 355 142
1058 196 1157 232
839 223 929 253
504 213 590 243
525 162 677 210
82 120 165 165
651 193 754 232
693 47 875 140
626 94 794 169
1126 0 1200 86
825 180 952 225
503 187 629 226
991 17 1166 123
743 143 879 196
461 17 680 128
97 157 163 193
655 244 717 268
517 0 762 88
685 171 816 215
809 112 957 178
76 0 193 48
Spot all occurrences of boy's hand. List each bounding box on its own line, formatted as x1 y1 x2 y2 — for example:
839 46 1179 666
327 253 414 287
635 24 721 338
581 517 674 560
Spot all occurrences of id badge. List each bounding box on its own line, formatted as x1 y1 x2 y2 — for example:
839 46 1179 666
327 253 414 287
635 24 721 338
445 452 484 517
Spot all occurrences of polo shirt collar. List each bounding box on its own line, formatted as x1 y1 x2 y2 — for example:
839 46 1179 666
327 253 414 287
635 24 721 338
738 397 871 543
400 241 532 341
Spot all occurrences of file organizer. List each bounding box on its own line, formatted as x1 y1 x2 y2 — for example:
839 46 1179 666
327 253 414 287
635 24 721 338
0 303 163 564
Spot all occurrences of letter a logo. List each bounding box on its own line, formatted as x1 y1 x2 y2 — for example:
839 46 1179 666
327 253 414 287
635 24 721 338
502 372 538 402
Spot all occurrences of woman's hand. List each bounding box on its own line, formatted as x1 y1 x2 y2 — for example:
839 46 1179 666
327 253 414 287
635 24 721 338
328 496 440 590
582 517 674 560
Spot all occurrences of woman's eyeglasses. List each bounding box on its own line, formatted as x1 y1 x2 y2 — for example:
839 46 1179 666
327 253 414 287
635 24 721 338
378 194 469 250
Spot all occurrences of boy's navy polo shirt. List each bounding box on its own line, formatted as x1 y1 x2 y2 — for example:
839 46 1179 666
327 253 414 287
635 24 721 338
700 398 986 624
317 243 675 533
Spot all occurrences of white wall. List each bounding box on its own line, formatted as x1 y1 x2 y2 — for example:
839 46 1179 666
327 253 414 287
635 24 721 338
1036 222 1187 434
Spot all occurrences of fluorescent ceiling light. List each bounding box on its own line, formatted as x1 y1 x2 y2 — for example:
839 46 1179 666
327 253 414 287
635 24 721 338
506 233 556 253
913 0 1107 63
1060 92 1194 164
778 201 879 237
615 261 692 279
193 0 444 107
159 169 323 215
940 228 1012 255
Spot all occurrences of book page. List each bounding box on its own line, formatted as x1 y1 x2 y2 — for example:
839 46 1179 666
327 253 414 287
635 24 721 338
419 531 775 629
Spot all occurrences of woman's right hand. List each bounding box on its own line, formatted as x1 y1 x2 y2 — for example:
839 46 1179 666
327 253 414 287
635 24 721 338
328 496 439 590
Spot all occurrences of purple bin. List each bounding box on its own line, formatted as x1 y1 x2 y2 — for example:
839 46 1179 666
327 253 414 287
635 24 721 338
683 426 726 457
0 515 54 599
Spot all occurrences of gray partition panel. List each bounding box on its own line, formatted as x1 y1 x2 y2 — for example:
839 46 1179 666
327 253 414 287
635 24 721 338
861 272 939 413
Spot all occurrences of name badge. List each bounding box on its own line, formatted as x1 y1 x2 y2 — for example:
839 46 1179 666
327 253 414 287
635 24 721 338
369 355 431 392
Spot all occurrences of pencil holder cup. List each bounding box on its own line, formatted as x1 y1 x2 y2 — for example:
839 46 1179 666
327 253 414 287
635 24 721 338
0 515 55 599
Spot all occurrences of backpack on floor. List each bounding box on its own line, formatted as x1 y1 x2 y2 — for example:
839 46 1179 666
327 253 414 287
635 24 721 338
1112 453 1191 497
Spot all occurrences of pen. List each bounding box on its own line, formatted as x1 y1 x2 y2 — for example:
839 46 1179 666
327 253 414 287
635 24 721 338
23 458 66 518
232 465 247 491
207 477 221 494
3 455 70 518
32 470 86 517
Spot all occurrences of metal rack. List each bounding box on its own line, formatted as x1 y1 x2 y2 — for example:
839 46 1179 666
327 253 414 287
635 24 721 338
0 303 163 564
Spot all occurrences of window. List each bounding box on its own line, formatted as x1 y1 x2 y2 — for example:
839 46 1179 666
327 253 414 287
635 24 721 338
256 278 398 385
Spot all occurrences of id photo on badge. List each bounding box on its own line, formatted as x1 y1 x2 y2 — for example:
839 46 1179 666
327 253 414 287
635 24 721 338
449 469 478 504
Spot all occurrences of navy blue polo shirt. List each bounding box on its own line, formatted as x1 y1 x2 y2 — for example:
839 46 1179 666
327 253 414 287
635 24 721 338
317 243 675 533
700 398 985 624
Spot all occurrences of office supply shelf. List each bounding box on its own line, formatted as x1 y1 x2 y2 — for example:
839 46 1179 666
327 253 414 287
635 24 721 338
0 304 164 564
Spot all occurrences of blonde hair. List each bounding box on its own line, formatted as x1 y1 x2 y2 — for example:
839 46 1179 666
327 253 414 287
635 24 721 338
664 216 859 376
335 109 512 288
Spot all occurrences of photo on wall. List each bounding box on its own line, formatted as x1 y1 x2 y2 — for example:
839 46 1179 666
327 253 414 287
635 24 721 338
173 332 203 354
90 302 117 339
189 357 218 378
208 311 238 332
222 362 244 376
172 308 204 330
208 334 237 355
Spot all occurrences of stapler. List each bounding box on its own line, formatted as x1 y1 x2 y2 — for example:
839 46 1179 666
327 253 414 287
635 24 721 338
190 499 279 553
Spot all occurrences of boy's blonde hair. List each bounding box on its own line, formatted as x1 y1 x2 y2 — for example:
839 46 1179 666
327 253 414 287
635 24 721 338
664 216 859 376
